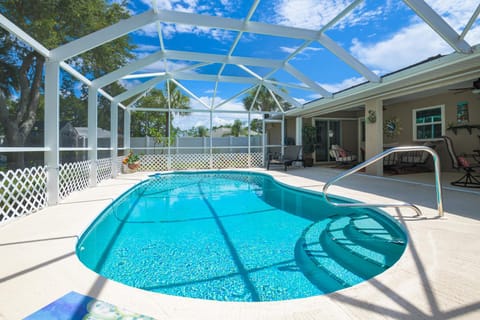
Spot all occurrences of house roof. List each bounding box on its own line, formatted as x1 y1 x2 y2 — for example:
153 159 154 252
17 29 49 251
74 127 111 139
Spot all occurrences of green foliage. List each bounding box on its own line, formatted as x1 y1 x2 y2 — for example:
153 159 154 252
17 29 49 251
122 151 140 165
231 119 243 137
250 118 263 133
302 125 318 154
242 84 290 112
196 126 209 137
0 0 135 168
130 82 190 138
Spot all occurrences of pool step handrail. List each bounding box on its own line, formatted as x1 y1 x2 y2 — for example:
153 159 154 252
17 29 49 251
322 146 444 218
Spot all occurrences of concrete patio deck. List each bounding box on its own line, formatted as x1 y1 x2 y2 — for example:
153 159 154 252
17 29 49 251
1 167 479 319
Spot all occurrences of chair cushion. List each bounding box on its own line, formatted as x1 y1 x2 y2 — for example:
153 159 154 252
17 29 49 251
457 156 470 167
331 145 347 157
338 156 356 162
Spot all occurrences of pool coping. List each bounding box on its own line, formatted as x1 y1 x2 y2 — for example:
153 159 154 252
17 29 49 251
1 168 479 319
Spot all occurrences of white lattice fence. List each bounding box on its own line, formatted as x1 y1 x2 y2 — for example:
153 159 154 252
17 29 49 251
0 166 47 223
250 152 264 168
59 160 91 199
171 153 211 170
137 154 168 172
97 158 113 183
212 153 249 168
132 152 265 171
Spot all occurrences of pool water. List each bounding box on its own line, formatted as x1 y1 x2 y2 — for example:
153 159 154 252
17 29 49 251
76 171 407 302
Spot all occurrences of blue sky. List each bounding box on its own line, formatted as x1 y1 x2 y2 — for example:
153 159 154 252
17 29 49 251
111 0 480 129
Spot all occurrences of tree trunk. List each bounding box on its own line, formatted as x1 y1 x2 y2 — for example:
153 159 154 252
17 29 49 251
0 52 45 169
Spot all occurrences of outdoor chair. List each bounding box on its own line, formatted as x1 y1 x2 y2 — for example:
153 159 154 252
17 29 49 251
329 145 357 166
443 136 480 188
267 145 304 171
398 142 436 172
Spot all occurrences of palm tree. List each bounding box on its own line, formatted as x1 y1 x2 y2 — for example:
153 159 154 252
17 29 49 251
231 119 243 137
165 81 190 137
242 83 290 113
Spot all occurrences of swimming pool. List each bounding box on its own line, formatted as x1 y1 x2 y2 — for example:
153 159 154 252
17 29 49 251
76 171 407 302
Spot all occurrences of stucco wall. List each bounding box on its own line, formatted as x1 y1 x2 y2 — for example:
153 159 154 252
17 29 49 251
383 91 480 170
341 120 359 154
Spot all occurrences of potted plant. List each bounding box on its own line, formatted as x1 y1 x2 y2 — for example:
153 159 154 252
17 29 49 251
302 125 317 167
122 151 141 172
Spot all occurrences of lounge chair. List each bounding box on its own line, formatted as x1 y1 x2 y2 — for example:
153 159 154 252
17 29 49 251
398 142 436 172
329 144 357 166
267 145 304 171
443 135 480 188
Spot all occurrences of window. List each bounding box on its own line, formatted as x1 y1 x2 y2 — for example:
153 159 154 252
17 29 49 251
412 105 445 141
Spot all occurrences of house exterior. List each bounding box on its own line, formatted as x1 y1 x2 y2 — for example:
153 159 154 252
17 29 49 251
275 52 480 175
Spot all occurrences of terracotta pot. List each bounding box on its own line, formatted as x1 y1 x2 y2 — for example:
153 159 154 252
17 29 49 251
127 162 140 170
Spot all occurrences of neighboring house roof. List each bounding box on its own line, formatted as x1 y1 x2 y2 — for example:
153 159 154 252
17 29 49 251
210 127 233 138
74 127 112 139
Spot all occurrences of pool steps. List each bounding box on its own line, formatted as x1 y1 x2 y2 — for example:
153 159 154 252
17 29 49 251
298 212 406 293
297 218 362 293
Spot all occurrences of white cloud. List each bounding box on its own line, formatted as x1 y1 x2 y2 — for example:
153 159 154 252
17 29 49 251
425 0 479 29
133 44 161 55
350 22 452 73
119 78 143 90
425 0 480 45
348 1 480 73
279 46 322 55
320 76 366 93
273 0 384 30
135 0 235 41
136 22 160 38
172 95 253 130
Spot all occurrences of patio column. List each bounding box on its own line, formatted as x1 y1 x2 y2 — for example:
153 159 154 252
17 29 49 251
88 87 98 187
262 119 266 167
281 114 285 157
364 99 384 176
110 101 119 177
248 111 251 167
296 116 302 152
124 109 131 151
45 61 60 205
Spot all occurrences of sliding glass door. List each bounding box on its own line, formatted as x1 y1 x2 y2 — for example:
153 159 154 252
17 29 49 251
314 120 340 162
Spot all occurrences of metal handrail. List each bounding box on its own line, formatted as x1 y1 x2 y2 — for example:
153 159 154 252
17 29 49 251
322 146 444 217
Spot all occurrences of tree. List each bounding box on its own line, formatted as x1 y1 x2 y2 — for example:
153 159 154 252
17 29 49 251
130 82 190 149
164 81 190 137
250 118 263 133
0 0 135 168
242 84 290 140
196 126 208 137
242 84 290 113
231 119 243 137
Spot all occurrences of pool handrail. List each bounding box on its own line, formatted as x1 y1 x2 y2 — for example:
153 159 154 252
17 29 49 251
322 146 444 218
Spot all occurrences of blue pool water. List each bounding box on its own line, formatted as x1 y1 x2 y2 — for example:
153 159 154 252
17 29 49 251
76 171 407 302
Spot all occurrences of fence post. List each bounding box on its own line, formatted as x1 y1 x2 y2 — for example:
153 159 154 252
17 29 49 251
45 61 60 205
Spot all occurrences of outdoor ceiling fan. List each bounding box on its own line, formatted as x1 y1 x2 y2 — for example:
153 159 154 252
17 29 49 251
449 78 480 94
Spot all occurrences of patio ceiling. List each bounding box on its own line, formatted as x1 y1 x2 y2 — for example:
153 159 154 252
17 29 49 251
1 0 480 114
